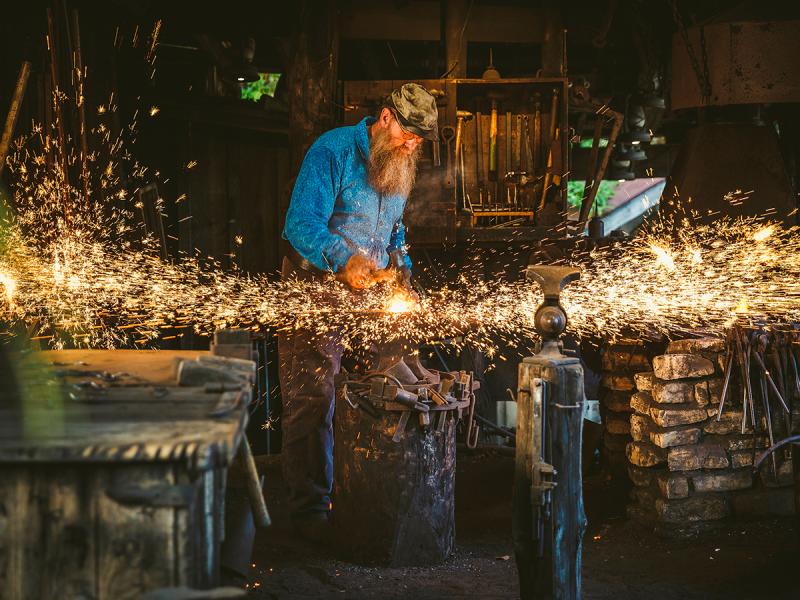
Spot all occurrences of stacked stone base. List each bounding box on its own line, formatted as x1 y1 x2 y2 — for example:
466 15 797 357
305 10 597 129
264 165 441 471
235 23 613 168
625 337 794 536
600 341 653 479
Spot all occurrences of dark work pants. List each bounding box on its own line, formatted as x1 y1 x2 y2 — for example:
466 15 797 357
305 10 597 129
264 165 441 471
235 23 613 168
278 257 344 517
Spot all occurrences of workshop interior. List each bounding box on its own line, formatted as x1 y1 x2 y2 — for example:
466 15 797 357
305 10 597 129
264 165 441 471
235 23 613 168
1 1 800 598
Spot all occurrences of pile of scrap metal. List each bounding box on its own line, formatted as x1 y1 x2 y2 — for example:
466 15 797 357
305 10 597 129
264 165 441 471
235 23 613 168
338 355 481 444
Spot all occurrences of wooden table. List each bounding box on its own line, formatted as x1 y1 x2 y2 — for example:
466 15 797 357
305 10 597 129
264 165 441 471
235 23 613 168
0 349 250 599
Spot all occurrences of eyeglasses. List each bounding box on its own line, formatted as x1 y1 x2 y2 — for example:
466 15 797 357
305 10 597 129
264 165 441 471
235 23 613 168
389 110 422 142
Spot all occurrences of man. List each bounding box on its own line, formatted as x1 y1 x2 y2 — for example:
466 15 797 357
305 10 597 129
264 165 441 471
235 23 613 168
279 83 438 536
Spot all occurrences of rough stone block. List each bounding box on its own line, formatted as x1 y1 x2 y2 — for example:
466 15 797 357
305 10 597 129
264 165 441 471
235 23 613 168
668 442 729 471
634 371 655 391
730 451 754 469
606 414 633 435
630 485 658 506
649 404 709 427
603 390 634 413
628 464 658 487
630 391 653 415
694 378 724 406
760 458 794 488
627 440 667 467
730 487 795 517
692 469 752 493
703 410 745 435
715 434 768 452
655 471 691 499
603 432 632 453
601 373 636 391
649 425 702 448
630 413 652 442
652 354 715 381
654 495 729 523
666 338 726 355
652 379 695 404
602 347 651 372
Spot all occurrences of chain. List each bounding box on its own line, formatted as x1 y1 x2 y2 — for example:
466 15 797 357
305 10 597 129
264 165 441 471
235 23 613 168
670 0 712 103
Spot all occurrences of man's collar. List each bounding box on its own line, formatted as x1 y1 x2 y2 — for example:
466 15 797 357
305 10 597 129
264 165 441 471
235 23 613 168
356 116 376 161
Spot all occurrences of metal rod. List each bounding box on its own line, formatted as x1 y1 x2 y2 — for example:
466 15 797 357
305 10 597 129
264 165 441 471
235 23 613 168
753 349 791 413
0 61 31 177
716 347 734 421
760 371 778 478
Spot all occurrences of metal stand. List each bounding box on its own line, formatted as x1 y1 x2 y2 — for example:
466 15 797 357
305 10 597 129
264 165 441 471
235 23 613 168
514 266 587 600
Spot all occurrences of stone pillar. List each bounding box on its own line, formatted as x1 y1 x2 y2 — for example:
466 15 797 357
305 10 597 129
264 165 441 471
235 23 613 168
626 337 794 536
599 341 652 481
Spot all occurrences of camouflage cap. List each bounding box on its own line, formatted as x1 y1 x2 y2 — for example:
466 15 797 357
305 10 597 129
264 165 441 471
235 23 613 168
389 83 439 142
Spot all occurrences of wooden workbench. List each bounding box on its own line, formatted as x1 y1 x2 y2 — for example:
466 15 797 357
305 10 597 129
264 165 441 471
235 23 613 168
0 349 251 599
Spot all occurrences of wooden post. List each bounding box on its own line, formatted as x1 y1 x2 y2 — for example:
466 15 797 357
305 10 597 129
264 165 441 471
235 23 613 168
515 354 587 599
284 0 340 175
541 1 564 77
0 62 31 178
443 0 469 78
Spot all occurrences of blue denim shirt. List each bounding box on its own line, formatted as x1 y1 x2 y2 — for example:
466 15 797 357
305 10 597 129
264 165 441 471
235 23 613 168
283 117 412 273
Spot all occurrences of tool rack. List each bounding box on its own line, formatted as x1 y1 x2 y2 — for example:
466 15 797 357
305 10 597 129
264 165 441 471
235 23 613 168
341 78 569 246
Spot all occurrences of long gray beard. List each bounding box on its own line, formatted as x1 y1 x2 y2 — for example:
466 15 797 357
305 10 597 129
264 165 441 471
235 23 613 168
368 128 421 198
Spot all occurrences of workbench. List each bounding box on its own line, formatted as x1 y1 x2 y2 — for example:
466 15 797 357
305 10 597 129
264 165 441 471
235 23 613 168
0 349 251 599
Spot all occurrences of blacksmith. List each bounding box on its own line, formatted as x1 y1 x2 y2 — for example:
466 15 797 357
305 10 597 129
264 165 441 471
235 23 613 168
279 82 438 537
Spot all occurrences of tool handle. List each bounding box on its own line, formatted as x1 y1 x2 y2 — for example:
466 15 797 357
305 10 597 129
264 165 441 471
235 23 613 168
488 103 498 181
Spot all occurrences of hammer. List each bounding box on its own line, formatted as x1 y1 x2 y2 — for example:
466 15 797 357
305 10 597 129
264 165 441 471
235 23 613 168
454 110 474 186
454 110 474 205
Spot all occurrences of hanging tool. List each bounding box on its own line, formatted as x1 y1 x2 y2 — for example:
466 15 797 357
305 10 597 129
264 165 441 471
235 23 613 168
454 110 473 209
538 89 560 211
488 100 498 183
432 138 441 167
505 111 512 207
532 96 542 173
523 115 533 174
441 125 455 188
476 111 484 205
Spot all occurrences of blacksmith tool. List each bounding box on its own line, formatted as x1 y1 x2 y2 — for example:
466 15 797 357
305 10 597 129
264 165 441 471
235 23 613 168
752 335 791 414
715 345 734 421
454 110 473 209
488 100 498 183
389 248 413 294
432 136 441 167
441 125 455 188
757 357 778 478
532 96 542 173
476 111 484 205
538 89 560 211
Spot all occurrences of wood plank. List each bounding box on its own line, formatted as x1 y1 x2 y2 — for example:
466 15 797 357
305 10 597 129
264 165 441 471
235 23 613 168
95 465 177 599
39 466 98 599
36 349 208 385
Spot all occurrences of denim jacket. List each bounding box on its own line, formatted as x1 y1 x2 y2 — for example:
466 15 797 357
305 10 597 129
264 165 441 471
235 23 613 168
282 117 412 273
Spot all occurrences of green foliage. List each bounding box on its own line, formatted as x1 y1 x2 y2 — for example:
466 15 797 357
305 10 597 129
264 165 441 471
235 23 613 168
240 73 281 102
566 180 620 214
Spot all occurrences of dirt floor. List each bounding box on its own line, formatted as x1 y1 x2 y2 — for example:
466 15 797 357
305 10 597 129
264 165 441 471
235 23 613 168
246 449 797 600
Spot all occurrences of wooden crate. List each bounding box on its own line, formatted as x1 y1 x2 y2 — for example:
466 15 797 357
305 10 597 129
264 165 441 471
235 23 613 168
0 350 250 599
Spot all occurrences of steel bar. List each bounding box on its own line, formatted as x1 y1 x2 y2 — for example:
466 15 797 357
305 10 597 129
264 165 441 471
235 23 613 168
754 434 800 470
759 371 778 478
0 61 31 178
716 347 734 421
752 349 791 413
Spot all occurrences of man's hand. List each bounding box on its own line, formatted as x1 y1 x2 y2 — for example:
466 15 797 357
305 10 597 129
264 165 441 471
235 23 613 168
337 254 380 290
